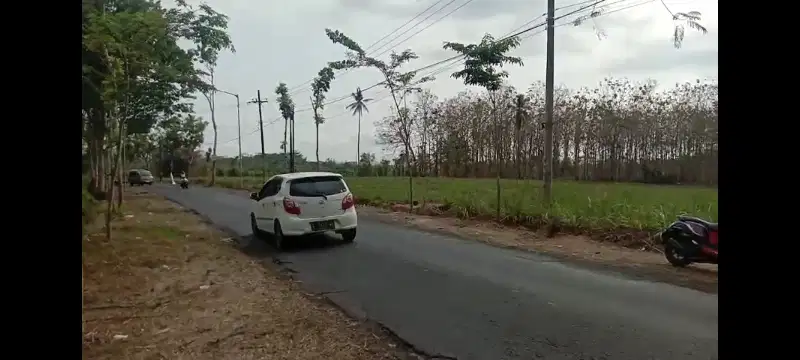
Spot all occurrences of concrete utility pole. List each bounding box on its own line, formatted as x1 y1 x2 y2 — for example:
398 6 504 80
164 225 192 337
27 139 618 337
248 91 269 180
543 0 555 207
215 89 242 188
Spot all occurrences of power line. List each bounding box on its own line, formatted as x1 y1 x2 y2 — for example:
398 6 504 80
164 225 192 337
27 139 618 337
291 1 607 112
430 0 649 75
382 0 644 84
369 0 470 58
286 0 605 101
285 0 450 95
290 0 472 100
363 0 450 53
216 0 651 147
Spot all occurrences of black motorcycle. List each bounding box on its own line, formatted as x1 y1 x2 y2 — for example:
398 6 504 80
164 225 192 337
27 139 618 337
660 215 718 267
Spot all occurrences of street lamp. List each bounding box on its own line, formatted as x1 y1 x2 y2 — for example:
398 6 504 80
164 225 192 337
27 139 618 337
214 88 243 188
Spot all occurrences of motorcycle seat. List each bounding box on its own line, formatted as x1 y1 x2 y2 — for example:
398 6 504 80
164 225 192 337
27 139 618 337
678 216 718 231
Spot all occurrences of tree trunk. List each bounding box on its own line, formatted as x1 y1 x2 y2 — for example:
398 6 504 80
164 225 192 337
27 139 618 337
87 110 107 198
357 111 362 165
283 117 288 170
105 115 124 241
116 122 126 209
492 94 500 221
315 121 320 171
208 71 218 186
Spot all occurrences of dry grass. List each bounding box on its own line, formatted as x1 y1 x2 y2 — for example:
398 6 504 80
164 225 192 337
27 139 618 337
82 191 408 360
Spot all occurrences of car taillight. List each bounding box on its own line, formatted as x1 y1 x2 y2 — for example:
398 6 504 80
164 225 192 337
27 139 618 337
342 193 354 210
283 197 301 215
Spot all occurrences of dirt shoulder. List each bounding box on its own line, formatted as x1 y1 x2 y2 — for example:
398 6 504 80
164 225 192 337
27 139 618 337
82 190 414 360
356 206 718 294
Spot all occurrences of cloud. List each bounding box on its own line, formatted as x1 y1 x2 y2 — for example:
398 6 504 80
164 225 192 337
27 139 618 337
178 0 717 161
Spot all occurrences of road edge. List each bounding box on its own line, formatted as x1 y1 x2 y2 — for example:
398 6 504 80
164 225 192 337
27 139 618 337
186 185 718 294
151 189 458 360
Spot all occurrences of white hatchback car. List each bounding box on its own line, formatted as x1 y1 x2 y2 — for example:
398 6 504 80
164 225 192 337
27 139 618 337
249 172 357 250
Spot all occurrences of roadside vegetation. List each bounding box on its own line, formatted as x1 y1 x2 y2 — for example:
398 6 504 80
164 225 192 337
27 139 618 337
81 1 414 358
209 175 716 246
92 0 715 249
82 191 408 360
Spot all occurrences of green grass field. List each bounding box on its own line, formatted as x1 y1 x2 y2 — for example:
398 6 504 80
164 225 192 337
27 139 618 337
208 176 717 232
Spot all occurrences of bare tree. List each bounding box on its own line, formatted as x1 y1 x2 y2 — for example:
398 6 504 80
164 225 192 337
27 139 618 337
325 28 433 209
372 77 717 187
310 67 335 170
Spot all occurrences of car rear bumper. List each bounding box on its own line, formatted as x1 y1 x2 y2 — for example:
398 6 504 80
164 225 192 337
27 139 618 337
281 210 358 236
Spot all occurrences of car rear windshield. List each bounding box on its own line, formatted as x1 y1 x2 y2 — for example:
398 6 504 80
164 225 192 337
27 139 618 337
289 176 347 197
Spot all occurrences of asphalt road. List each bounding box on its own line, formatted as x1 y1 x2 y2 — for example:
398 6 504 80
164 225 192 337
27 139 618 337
150 184 718 360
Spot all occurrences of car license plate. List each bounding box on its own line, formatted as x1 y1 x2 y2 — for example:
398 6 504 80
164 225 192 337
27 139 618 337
311 220 335 231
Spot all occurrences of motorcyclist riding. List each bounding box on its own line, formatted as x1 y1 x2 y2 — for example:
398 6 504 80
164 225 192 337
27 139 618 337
179 171 189 188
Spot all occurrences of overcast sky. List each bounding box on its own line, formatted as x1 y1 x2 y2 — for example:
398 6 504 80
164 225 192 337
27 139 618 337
177 0 718 162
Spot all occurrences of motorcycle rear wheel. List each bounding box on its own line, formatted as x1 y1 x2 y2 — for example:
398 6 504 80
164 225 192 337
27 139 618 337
664 242 691 267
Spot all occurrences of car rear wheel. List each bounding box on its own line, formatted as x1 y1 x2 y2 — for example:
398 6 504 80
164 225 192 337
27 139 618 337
341 228 357 243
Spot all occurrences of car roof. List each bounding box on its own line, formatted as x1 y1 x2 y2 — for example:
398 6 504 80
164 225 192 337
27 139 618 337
274 172 343 181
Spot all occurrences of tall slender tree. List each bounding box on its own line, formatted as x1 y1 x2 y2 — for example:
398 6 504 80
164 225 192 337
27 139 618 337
275 83 295 172
443 33 523 219
310 67 335 170
346 87 372 165
179 0 235 186
325 28 433 209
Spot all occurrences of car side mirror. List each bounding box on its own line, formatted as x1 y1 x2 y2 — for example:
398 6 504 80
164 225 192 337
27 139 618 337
249 192 259 201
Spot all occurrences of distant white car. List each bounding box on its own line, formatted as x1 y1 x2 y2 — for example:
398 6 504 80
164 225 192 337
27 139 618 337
249 172 357 250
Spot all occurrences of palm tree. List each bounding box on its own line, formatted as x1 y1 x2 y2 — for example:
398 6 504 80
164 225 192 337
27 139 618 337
346 87 372 164
670 10 708 48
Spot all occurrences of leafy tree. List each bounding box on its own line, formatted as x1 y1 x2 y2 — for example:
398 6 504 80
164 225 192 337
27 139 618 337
154 113 208 173
669 11 708 48
83 3 181 236
275 83 295 172
173 0 235 186
346 87 373 165
81 0 233 240
325 28 434 208
125 132 157 168
358 152 376 176
310 67 335 170
442 33 523 218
